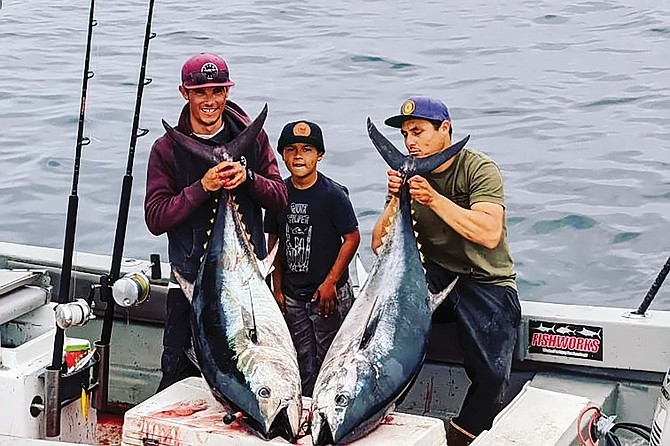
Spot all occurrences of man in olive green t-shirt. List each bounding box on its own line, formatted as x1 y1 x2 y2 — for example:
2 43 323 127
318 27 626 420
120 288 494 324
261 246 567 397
371 96 521 446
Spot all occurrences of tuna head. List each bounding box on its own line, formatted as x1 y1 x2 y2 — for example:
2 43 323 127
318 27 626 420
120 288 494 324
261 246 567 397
310 358 362 446
310 350 401 445
240 353 302 442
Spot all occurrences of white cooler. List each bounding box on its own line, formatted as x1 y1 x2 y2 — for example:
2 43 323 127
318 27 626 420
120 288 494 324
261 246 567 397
121 377 446 446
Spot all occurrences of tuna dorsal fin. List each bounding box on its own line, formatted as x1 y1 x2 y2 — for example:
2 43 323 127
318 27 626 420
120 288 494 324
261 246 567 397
161 103 269 165
172 267 195 302
429 277 458 312
366 117 470 176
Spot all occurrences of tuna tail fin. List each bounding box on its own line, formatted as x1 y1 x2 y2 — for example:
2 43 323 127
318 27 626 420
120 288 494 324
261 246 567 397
366 118 406 171
161 103 269 165
414 135 470 176
161 119 220 165
225 103 268 160
366 117 470 176
172 267 195 303
429 277 458 312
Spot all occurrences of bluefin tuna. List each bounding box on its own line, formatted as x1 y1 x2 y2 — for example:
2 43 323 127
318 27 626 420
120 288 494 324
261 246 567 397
309 119 469 445
162 106 303 442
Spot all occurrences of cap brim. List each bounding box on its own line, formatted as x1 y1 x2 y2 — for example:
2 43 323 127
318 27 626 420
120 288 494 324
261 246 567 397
278 135 324 153
384 113 448 128
384 114 413 128
182 80 235 89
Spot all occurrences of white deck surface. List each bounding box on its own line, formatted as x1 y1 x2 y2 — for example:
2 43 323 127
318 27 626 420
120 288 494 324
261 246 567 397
122 377 447 446
472 384 590 445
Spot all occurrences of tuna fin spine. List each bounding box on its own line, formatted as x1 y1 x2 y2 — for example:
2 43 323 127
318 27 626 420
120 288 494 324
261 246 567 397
429 277 458 312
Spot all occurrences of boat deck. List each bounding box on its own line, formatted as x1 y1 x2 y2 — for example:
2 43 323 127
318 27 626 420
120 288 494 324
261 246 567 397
95 412 124 446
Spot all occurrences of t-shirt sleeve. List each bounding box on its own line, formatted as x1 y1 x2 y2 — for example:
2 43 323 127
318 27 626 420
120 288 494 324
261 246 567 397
468 160 506 208
263 208 279 234
331 189 359 235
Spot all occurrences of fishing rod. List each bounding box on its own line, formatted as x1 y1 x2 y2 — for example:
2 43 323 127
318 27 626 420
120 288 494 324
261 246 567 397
93 0 156 411
50 0 96 373
46 0 96 437
633 254 670 315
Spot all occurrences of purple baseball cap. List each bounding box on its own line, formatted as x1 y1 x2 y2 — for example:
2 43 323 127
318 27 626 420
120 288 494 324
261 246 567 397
181 53 235 89
384 96 450 128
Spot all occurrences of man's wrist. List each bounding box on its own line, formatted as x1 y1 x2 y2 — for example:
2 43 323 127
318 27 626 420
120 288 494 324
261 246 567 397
200 179 213 193
323 277 338 287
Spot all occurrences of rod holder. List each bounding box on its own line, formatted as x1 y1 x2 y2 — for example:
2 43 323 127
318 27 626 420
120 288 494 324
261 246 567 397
150 253 161 280
45 367 61 437
92 341 110 411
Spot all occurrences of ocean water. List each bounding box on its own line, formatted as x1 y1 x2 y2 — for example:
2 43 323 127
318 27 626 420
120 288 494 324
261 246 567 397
1 0 669 309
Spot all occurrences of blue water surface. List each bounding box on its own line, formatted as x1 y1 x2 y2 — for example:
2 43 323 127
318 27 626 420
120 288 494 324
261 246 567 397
1 0 669 308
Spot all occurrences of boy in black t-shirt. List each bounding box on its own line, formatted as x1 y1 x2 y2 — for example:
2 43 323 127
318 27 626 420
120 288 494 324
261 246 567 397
264 120 360 397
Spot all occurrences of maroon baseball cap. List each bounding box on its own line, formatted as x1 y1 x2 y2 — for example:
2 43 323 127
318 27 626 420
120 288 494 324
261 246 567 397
180 53 235 89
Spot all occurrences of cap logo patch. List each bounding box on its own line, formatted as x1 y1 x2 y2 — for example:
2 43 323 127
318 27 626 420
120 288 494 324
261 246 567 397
200 62 219 81
293 122 311 137
401 99 416 115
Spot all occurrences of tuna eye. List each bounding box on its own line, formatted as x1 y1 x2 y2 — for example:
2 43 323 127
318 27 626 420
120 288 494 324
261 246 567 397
334 393 349 407
258 387 271 398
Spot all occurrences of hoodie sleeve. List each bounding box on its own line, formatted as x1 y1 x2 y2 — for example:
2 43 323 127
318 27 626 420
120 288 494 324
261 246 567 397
246 129 288 211
144 136 211 235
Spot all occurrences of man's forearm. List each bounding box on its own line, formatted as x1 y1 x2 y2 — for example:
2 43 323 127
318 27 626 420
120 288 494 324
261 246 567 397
429 197 503 249
371 196 398 253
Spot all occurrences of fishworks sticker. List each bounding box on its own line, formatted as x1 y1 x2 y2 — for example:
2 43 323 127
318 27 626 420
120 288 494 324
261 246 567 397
528 320 603 361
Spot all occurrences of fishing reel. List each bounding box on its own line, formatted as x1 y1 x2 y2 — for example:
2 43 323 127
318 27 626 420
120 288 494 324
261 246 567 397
54 298 95 330
112 272 150 307
111 254 161 307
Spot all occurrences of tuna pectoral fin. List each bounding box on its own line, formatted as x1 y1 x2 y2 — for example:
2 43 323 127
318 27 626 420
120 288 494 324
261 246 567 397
172 268 195 303
184 347 201 372
258 240 278 279
359 302 382 350
429 277 458 312
355 253 369 290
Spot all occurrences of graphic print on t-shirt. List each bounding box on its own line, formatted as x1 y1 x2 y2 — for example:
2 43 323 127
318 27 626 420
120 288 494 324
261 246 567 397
285 202 312 272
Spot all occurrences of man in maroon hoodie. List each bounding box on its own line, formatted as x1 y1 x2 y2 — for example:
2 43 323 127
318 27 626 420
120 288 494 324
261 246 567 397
144 53 288 391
